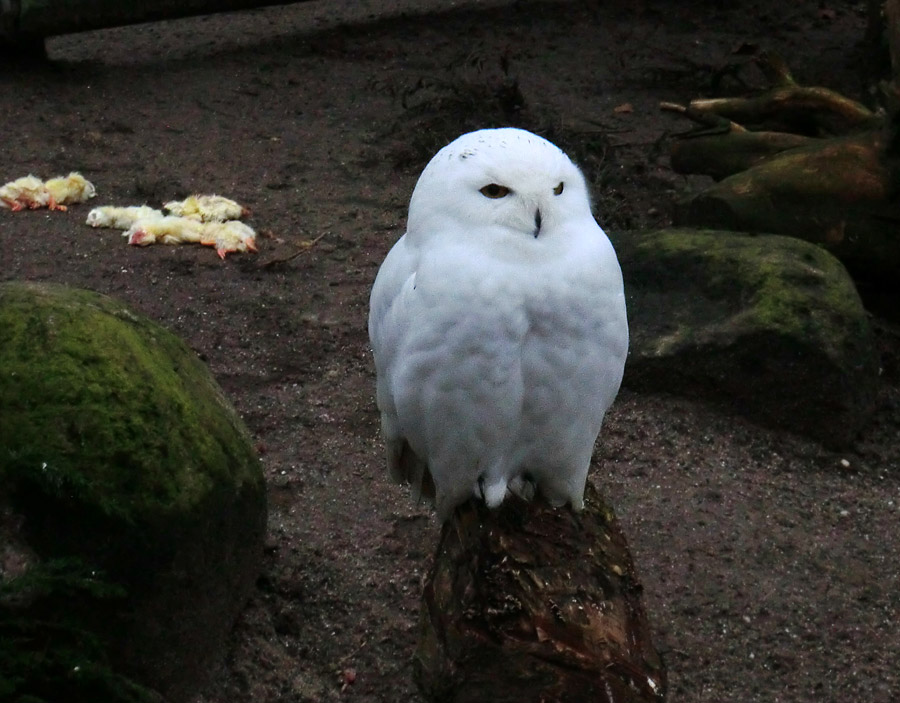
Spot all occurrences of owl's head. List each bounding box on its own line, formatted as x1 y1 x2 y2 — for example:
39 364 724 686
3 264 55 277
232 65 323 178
407 128 594 246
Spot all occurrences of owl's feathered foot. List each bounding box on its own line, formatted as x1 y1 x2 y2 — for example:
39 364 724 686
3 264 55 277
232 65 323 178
508 473 537 502
477 475 509 510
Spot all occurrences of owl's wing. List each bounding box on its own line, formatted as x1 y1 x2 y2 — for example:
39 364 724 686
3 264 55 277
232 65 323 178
368 235 433 500
368 233 414 350
370 234 533 518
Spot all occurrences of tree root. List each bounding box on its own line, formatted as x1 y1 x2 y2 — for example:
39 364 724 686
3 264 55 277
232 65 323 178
662 101 813 180
667 53 879 136
662 50 900 289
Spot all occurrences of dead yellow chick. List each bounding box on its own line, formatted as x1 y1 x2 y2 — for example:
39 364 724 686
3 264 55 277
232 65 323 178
200 220 258 259
1 172 96 211
125 216 206 247
44 172 96 211
86 205 164 229
163 194 249 222
0 175 50 211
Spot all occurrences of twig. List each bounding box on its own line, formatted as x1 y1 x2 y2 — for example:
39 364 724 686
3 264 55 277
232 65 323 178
660 101 746 133
755 51 796 88
260 231 328 269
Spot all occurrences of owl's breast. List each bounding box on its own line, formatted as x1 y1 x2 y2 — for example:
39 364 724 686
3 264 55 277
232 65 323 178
512 233 628 446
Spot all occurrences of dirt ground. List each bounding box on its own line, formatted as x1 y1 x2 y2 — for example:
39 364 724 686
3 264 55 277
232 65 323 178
2 1 900 701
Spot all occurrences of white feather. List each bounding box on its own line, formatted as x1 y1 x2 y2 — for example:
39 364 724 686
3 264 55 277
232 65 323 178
86 205 164 229
368 128 628 521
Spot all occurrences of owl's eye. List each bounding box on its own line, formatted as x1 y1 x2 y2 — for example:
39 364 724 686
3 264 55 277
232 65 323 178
553 182 565 195
479 183 510 199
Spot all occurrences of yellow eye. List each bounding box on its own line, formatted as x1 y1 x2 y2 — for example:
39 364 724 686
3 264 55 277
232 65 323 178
479 184 510 199
553 182 564 195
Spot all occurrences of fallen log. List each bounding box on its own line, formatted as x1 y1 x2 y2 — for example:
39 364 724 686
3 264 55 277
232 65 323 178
416 481 666 703
661 102 813 180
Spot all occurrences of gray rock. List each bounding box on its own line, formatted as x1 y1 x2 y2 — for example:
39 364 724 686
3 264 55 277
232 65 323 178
0 282 267 702
609 229 879 447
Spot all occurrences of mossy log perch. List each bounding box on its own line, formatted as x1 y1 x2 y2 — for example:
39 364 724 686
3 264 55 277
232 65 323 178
416 481 665 703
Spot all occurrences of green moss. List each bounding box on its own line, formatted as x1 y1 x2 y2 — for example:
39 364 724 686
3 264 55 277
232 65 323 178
739 242 865 355
0 282 260 522
1 560 160 703
629 228 869 361
0 281 266 700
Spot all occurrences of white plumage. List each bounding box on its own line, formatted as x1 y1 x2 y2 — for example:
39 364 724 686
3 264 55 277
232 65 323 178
368 127 628 521
86 205 165 229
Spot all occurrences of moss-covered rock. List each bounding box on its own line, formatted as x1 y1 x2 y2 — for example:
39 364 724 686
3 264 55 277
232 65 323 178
0 281 267 703
609 229 879 447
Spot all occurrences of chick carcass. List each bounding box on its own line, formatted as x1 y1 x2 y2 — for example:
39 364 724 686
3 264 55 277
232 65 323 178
0 175 50 210
124 216 257 259
163 194 249 222
201 221 258 259
124 216 205 247
0 172 96 211
44 173 96 210
86 205 165 229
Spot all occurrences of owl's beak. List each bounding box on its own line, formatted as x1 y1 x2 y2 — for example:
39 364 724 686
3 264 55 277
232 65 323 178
533 209 542 238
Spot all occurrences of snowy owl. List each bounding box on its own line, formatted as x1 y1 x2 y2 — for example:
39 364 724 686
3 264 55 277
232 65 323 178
368 127 628 521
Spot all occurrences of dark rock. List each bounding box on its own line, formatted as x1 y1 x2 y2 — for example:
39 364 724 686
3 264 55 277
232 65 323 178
0 282 267 702
610 228 879 447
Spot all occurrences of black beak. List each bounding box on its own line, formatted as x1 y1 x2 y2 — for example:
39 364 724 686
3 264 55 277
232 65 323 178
533 209 542 238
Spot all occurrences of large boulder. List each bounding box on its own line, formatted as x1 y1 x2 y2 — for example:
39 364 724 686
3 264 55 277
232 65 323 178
0 282 267 703
609 229 879 447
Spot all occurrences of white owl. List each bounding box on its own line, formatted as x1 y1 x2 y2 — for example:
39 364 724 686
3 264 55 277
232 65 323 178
368 127 628 521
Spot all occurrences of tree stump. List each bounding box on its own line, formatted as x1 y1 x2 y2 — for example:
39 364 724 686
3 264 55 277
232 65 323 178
416 482 665 703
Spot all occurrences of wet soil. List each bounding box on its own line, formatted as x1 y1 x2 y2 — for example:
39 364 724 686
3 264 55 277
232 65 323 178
1 1 899 702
